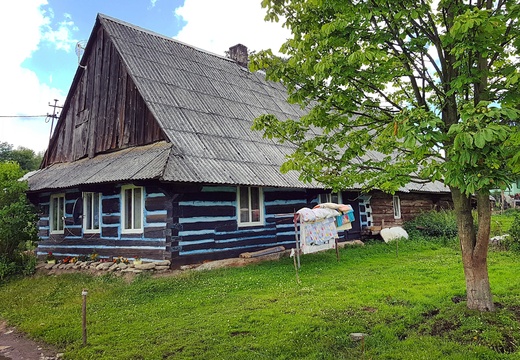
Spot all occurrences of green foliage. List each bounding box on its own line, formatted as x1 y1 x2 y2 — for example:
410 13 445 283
250 0 520 196
0 161 38 279
0 142 42 171
0 257 17 281
251 0 520 310
490 211 518 236
505 213 520 252
404 210 458 240
0 241 520 358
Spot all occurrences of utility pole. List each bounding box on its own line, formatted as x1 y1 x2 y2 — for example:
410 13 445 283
44 99 63 165
47 99 62 140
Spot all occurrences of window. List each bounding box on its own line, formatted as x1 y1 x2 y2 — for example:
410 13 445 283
319 192 342 204
83 192 101 233
121 185 143 233
238 186 264 226
50 194 65 234
393 195 401 219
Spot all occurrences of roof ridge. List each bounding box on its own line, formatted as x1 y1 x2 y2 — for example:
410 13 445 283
97 13 237 65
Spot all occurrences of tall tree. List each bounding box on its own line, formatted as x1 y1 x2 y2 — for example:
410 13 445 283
251 0 520 311
0 142 42 171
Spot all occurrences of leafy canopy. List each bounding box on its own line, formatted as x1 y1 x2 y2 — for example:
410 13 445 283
250 0 520 195
0 142 42 172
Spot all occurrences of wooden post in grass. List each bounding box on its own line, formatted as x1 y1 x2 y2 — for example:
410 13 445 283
293 253 300 284
82 289 88 346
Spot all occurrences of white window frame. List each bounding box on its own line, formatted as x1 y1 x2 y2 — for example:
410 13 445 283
319 192 342 204
83 192 101 233
237 186 264 227
121 185 144 234
393 195 401 219
50 193 65 234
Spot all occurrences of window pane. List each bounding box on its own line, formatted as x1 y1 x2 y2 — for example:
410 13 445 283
251 187 260 222
84 193 92 229
239 187 249 223
124 189 132 229
93 193 100 229
51 197 58 231
133 188 142 229
58 197 64 231
393 196 401 219
331 193 339 204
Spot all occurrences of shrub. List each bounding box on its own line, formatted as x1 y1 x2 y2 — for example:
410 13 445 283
0 257 16 281
504 213 520 252
0 161 38 281
404 210 458 239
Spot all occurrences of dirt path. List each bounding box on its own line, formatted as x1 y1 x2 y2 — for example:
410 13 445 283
0 321 61 360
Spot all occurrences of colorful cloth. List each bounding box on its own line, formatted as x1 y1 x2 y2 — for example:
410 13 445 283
300 217 338 254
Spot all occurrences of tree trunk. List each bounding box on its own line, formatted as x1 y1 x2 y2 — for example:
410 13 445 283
451 188 495 311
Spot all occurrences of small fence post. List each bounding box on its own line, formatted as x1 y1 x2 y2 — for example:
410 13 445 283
82 289 88 346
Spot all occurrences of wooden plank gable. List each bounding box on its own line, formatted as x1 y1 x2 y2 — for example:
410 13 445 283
43 25 166 167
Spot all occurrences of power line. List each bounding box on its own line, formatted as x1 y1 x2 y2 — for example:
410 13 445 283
0 115 49 118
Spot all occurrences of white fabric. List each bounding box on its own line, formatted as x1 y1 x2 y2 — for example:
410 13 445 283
380 227 408 243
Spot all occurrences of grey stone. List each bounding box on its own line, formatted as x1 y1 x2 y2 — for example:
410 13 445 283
134 263 156 270
117 263 128 270
350 333 368 341
96 262 113 271
108 264 119 272
155 265 170 271
154 260 171 267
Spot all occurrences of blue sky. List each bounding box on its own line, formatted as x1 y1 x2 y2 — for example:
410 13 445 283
0 0 289 153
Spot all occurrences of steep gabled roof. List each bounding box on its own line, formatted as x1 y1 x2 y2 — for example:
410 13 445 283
98 14 311 187
28 14 448 194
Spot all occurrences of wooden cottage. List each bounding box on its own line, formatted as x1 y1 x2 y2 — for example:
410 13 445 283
27 14 452 267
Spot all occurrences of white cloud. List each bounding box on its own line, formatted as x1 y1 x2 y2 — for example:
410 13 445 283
174 0 290 56
0 0 72 152
41 13 79 53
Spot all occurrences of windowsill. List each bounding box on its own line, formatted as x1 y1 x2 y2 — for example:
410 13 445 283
84 230 100 234
121 229 143 234
238 222 264 228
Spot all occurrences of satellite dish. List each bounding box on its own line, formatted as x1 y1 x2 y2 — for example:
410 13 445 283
75 40 87 69
72 197 83 225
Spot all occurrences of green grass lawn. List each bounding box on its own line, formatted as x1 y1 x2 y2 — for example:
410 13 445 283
1 237 519 359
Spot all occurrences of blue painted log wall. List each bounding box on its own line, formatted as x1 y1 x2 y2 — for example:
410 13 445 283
169 186 312 265
36 185 169 261
35 182 359 266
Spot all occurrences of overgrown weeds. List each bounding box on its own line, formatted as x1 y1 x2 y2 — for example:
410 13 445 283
403 209 458 242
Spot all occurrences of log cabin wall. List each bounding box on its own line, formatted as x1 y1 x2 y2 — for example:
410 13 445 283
44 27 165 166
35 183 170 261
169 186 313 266
369 191 453 228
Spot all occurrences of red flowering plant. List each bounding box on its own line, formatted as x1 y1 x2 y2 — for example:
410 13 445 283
46 252 56 262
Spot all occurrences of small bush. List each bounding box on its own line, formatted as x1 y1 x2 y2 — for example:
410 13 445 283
504 213 520 252
404 210 458 239
0 257 17 281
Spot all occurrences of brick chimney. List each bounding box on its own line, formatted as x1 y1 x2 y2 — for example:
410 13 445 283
228 44 248 67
